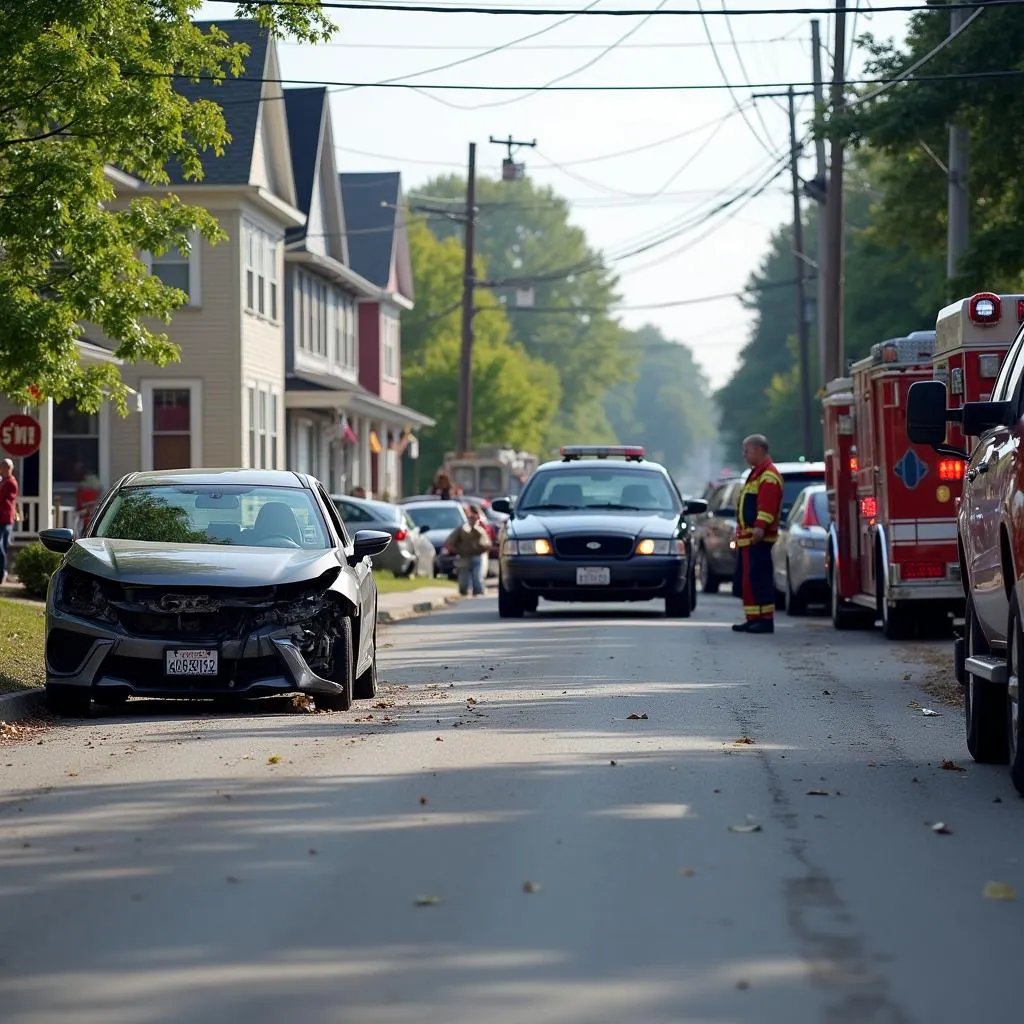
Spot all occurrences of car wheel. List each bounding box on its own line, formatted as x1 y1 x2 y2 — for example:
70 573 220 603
498 579 525 618
698 547 720 594
786 563 807 617
315 615 355 712
1007 593 1024 796
354 621 379 701
45 683 91 718
964 595 1007 764
666 584 693 619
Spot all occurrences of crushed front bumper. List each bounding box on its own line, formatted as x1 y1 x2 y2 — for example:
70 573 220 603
501 554 689 603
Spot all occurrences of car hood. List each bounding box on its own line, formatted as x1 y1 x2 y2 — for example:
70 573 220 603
509 510 681 536
67 539 340 588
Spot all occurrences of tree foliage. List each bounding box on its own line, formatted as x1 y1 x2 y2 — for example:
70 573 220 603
716 166 944 459
604 324 719 484
0 0 333 413
838 3 1024 292
402 220 560 474
410 175 628 442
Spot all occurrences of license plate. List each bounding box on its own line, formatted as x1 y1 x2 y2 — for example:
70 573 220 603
165 649 219 676
577 567 610 586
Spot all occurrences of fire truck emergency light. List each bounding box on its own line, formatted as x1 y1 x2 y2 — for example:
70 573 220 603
937 458 965 481
968 292 1001 325
900 562 945 581
859 497 878 519
848 456 859 473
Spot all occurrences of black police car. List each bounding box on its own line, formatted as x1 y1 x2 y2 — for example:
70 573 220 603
490 446 708 618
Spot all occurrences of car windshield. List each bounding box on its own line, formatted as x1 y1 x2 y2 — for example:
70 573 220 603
405 505 466 531
518 467 679 512
92 485 331 549
782 474 825 517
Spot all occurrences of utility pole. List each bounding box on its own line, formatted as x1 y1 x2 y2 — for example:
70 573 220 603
755 86 815 458
489 134 537 181
810 19 828 387
456 141 477 457
822 0 847 384
947 6 970 282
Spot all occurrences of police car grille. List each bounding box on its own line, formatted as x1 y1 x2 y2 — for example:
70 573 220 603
554 536 634 559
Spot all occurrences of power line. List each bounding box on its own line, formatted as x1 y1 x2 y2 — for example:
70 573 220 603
719 0 778 146
219 1 1021 16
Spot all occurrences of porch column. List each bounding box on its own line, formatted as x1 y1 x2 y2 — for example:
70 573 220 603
358 416 371 492
37 398 54 530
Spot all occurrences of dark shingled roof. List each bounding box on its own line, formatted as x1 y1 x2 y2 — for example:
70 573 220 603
165 20 269 186
283 88 327 237
339 172 400 287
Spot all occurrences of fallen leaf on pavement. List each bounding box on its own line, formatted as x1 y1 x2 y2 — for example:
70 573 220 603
267 755 281 765
522 881 541 893
287 694 316 713
941 760 966 772
609 760 618 766
680 868 696 878
806 789 830 796
626 713 648 720
466 697 478 705
983 881 1017 901
734 736 754 745
931 822 953 834
414 895 442 906
907 701 921 709
921 709 940 717
435 737 444 742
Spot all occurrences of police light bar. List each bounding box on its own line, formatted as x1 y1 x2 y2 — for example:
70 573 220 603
560 445 645 462
968 292 1001 325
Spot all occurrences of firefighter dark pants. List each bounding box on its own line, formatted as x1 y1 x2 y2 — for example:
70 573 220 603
740 541 774 622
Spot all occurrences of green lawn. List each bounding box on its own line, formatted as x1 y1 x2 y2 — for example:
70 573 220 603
373 571 456 595
0 598 46 693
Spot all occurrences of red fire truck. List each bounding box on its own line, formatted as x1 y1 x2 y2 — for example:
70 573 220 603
932 291 1024 448
824 330 965 639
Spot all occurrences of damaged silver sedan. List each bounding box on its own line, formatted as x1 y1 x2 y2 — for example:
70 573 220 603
37 469 391 716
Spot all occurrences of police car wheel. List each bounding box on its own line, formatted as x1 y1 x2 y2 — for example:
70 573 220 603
665 586 692 618
498 580 525 619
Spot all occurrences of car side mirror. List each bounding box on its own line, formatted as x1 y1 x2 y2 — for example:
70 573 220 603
39 528 74 554
683 498 708 516
349 529 391 565
490 497 511 515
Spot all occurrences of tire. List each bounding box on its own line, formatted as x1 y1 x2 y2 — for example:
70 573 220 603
880 592 912 640
498 580 525 619
354 622 379 701
522 592 539 614
666 583 693 618
45 683 91 717
698 547 720 594
1006 594 1024 795
830 564 872 630
315 615 355 712
786 562 807 617
964 595 1008 764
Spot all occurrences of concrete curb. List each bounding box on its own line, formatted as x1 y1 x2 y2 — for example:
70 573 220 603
0 687 45 724
378 593 463 624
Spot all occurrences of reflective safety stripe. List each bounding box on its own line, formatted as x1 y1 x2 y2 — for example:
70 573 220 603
760 471 783 487
743 605 760 614
756 511 775 524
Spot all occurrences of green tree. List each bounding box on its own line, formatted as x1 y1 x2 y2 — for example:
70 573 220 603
604 325 718 482
411 175 629 442
838 3 1024 292
402 220 560 476
0 0 333 413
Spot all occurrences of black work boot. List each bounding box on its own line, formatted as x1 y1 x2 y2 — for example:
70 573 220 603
731 621 751 632
747 619 775 634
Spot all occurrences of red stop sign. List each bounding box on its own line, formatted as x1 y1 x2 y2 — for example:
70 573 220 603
0 414 42 458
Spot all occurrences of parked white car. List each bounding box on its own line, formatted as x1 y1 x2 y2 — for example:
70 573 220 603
772 484 829 616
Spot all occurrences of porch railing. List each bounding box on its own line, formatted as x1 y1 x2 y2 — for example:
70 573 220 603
13 499 81 542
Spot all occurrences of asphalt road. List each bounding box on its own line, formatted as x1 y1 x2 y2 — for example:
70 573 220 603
1 591 1021 1024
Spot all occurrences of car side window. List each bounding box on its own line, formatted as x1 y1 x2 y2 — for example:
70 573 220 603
993 326 1024 403
786 493 805 528
316 484 350 547
337 501 373 524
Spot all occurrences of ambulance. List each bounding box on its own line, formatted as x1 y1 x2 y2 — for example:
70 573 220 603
932 292 1024 447
823 331 965 639
442 446 540 500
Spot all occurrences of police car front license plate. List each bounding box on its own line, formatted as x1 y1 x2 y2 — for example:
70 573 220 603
165 649 218 676
577 567 611 586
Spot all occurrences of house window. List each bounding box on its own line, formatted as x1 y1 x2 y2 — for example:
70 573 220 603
248 386 257 468
243 222 279 322
146 231 200 306
246 384 280 469
145 384 200 470
53 404 100 488
258 389 269 468
382 309 399 381
341 294 357 372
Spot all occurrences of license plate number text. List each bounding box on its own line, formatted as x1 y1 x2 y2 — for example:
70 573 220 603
577 567 610 586
165 649 218 676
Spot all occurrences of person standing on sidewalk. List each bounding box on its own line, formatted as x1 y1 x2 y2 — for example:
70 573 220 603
0 458 19 585
732 435 783 634
442 505 491 597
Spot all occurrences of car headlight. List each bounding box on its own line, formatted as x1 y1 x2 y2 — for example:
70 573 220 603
506 538 552 556
636 538 673 555
55 568 115 622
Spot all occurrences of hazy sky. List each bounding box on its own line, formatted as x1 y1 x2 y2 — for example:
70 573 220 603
203 1 912 390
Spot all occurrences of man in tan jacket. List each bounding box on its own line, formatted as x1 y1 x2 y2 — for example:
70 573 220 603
442 505 491 596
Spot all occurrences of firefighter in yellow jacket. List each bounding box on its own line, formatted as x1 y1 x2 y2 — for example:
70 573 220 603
732 434 784 634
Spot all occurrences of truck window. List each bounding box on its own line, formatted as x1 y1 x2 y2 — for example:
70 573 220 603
993 324 1024 402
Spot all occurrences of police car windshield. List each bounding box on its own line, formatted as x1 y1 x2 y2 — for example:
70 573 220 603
518 467 679 513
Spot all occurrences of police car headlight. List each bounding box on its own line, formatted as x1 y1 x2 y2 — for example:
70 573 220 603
635 538 672 555
509 538 552 556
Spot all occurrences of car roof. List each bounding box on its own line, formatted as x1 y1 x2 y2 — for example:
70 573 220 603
122 468 308 488
774 461 826 475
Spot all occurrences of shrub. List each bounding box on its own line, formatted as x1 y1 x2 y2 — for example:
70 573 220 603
14 543 64 600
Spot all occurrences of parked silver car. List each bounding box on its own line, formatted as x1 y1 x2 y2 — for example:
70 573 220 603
693 476 744 593
772 484 829 615
331 495 435 578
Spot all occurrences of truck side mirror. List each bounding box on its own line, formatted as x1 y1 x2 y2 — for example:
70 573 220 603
962 400 1017 437
906 380 950 447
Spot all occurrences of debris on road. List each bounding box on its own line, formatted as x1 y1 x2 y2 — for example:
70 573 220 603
522 881 541 893
921 708 940 717
419 796 428 805
733 736 754 745
806 789 830 796
626 713 648 720
983 882 1017 901
287 694 316 713
609 760 618 766
931 822 953 835
680 868 696 878
729 817 762 834
267 755 281 765
941 760 966 772
414 895 443 907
